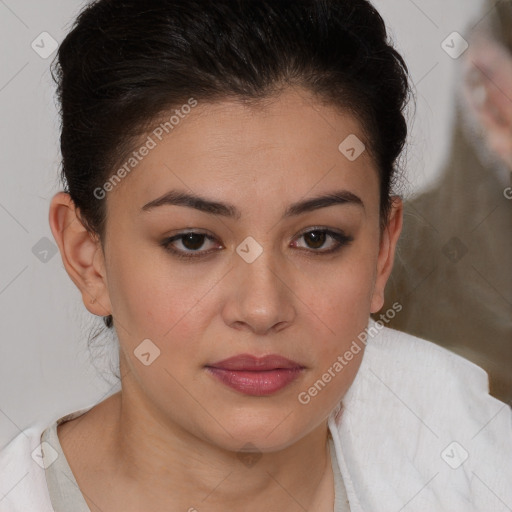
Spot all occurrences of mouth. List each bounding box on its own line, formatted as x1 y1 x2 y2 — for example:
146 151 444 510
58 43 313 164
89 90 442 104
204 354 306 396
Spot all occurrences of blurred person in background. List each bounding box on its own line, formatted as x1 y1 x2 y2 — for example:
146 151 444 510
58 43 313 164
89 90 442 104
382 0 512 403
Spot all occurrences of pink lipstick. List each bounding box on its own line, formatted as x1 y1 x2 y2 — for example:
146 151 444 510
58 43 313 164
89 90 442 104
205 354 305 396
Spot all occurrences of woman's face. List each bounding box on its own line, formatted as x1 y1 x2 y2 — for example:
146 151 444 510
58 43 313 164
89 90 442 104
69 87 401 452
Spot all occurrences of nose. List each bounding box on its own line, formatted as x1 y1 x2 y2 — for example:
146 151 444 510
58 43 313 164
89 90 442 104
222 245 296 336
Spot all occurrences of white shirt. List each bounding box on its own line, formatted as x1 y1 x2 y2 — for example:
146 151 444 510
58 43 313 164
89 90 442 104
1 318 511 511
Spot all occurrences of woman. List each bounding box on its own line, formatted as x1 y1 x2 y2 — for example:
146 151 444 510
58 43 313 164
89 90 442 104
1 1 511 511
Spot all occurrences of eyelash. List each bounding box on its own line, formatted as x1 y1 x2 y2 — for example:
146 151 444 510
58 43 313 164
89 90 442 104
160 227 354 260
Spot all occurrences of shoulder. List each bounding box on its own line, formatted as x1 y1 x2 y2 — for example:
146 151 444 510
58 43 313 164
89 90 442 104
0 402 98 511
0 424 54 511
332 319 512 510
351 319 510 436
363 319 491 389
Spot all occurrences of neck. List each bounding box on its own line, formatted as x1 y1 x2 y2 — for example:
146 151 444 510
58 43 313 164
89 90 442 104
97 376 335 511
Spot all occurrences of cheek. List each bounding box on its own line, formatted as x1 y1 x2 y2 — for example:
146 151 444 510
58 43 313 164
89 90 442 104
302 239 377 319
288 238 378 388
104 237 207 341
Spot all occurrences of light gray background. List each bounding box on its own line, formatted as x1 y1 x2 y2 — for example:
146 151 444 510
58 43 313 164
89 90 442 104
0 0 485 448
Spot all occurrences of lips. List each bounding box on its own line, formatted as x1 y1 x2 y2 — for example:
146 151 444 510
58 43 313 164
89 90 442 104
204 354 305 396
206 354 305 371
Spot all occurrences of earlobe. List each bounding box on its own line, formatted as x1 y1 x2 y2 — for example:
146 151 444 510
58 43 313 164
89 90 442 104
48 192 112 318
370 197 403 313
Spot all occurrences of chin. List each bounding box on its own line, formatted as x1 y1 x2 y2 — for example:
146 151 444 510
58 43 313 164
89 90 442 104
203 408 317 454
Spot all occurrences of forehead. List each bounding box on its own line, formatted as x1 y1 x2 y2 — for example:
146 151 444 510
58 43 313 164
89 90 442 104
106 87 379 216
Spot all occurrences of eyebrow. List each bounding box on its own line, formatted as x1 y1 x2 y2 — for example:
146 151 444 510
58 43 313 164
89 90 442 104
141 189 365 219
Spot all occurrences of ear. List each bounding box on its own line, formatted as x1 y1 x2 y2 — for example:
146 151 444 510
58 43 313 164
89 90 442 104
370 196 403 313
463 35 512 169
48 192 112 318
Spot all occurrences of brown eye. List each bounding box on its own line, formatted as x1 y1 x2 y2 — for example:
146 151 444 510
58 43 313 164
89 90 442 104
161 231 220 259
161 227 353 261
292 228 353 254
181 233 208 251
303 230 327 249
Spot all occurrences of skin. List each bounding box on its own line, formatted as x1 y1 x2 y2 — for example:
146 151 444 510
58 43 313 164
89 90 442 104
49 86 402 512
